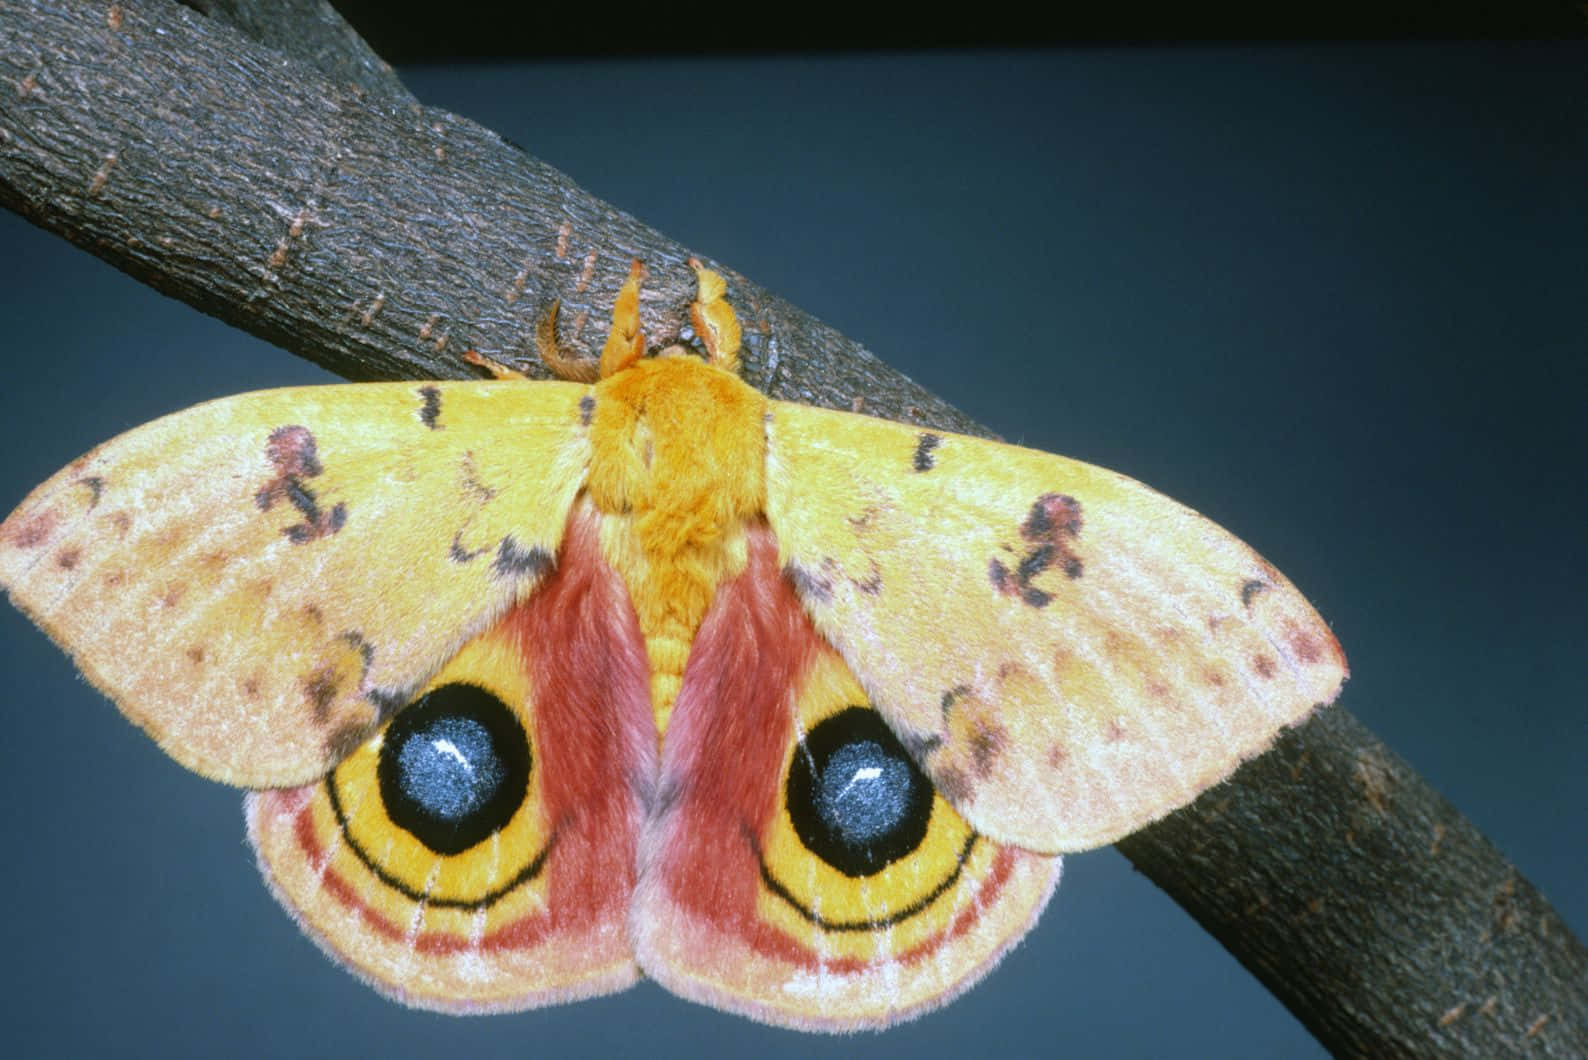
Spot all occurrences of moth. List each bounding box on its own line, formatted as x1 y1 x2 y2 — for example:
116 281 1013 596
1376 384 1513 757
0 260 1344 1030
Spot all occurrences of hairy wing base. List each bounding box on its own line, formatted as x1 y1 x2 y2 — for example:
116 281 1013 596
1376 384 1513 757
249 503 654 1011
633 524 1060 1031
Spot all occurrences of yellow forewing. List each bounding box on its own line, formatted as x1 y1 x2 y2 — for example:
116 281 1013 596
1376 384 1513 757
764 401 1346 853
0 381 590 787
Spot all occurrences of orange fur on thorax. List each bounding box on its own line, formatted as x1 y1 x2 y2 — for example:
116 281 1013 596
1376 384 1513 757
585 353 768 736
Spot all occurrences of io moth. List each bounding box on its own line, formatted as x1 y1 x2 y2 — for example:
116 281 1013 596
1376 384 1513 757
0 260 1344 1031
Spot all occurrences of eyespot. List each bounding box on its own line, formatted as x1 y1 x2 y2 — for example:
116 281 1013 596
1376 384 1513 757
376 682 531 857
315 636 553 910
785 706 933 877
756 648 983 936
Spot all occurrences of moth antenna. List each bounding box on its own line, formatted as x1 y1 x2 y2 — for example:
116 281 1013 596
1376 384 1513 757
599 259 648 378
689 258 742 375
535 298 601 382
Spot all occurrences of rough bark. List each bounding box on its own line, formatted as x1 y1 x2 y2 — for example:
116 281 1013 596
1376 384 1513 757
0 2 1582 1055
0 0 957 427
1117 707 1585 1056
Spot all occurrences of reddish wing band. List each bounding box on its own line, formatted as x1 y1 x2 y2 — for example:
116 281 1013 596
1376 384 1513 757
249 504 655 1011
633 524 1060 1031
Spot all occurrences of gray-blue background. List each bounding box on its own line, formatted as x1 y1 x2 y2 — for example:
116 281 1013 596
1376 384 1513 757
2 46 1582 1058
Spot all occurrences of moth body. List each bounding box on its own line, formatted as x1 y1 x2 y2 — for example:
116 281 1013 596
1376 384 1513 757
585 352 767 736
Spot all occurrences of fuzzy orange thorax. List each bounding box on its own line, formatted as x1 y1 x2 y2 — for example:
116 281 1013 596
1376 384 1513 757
585 353 768 736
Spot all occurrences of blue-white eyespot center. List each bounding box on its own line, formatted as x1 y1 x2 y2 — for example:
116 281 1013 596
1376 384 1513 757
397 714 499 819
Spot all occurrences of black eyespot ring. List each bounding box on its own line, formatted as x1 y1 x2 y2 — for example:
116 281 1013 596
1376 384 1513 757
785 706 934 877
376 682 531 856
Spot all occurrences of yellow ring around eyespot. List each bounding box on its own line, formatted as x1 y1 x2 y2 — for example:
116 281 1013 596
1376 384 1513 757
749 645 988 958
756 789 983 959
327 630 553 908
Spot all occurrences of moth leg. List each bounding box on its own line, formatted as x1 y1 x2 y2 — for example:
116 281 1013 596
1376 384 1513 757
688 258 742 375
599 259 648 378
461 348 532 380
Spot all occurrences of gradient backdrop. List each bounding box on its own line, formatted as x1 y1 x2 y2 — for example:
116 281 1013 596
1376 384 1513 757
2 45 1582 1058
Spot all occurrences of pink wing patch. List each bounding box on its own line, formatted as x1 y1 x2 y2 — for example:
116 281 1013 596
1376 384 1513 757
632 524 1061 1030
249 505 656 1011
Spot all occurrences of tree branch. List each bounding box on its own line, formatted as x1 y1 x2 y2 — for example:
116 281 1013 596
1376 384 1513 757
1 0 958 426
0 3 1581 1055
182 0 412 102
1117 706 1585 1055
